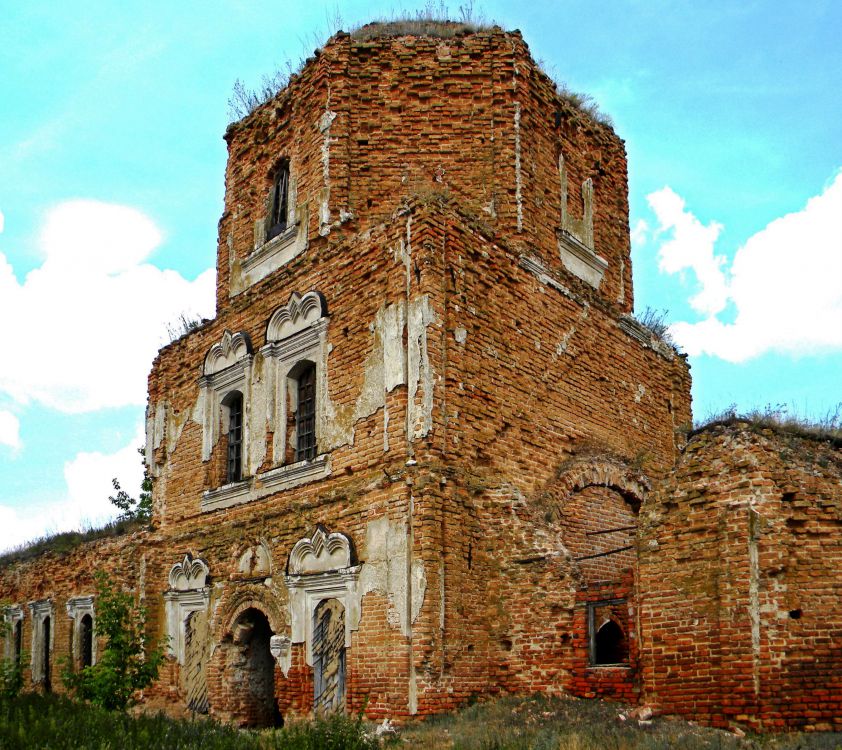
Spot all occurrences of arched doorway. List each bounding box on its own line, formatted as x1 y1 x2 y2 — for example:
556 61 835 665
222 608 278 727
312 599 346 714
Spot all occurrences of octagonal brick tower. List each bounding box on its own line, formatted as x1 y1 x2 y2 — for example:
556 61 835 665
142 23 691 722
218 26 633 308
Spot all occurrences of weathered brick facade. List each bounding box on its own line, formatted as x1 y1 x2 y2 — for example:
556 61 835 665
1 24 839 732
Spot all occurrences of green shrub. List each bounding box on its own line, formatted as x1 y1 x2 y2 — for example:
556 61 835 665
61 571 164 711
268 712 380 750
0 657 23 701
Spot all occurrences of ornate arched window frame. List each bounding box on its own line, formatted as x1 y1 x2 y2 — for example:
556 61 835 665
199 330 253 507
285 525 361 666
66 595 96 667
28 599 53 686
2 605 23 662
259 291 331 492
164 553 210 665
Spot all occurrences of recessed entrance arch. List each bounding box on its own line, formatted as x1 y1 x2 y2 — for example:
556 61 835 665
218 608 279 727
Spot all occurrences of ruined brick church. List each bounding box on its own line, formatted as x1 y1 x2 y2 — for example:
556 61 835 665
3 24 840 732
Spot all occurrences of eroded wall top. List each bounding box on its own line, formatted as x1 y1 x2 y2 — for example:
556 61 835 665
219 27 632 312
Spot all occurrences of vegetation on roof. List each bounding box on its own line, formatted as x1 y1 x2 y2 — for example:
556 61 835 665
226 2 613 129
632 306 679 351
692 403 842 447
350 1 493 41
0 517 145 568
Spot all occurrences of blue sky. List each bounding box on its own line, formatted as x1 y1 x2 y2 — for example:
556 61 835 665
1 1 840 551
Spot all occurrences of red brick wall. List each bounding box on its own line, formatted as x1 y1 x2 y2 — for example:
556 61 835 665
639 424 842 731
25 25 842 736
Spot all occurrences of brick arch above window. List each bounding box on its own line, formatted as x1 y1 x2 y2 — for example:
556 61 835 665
549 458 650 513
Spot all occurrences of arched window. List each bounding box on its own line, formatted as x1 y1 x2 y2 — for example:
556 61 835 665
294 363 316 461
80 614 93 669
594 619 626 665
268 160 290 240
223 391 244 483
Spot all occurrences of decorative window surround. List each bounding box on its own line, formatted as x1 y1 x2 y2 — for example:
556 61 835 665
2 606 23 661
66 596 96 666
557 229 608 289
199 330 253 464
28 599 53 684
164 554 210 664
558 152 607 289
284 526 361 666
231 198 308 297
262 291 329 467
201 454 330 512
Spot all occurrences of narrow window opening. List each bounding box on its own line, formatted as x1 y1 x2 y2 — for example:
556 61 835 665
594 619 625 665
13 620 22 665
268 161 290 241
80 614 93 668
42 616 51 691
295 364 317 462
225 392 244 483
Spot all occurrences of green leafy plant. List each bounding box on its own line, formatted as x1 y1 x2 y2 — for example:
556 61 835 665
0 658 23 701
109 447 153 524
62 572 164 711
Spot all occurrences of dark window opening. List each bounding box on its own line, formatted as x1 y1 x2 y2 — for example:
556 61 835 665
13 620 22 665
267 162 290 241
42 616 51 692
80 614 93 668
225 392 244 483
594 619 626 665
295 364 317 461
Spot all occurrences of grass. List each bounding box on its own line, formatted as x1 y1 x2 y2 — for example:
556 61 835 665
398 694 842 749
0 693 379 750
0 517 145 567
3 693 842 749
227 2 612 128
692 403 842 446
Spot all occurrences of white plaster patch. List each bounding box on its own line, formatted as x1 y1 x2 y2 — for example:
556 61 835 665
359 517 426 637
407 296 436 440
319 109 338 236
514 101 523 232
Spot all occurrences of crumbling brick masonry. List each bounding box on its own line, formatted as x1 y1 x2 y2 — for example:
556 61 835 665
2 23 839 732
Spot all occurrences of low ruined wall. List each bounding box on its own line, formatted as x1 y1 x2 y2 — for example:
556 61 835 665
639 423 842 731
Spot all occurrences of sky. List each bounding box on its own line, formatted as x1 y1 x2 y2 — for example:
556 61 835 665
0 0 840 552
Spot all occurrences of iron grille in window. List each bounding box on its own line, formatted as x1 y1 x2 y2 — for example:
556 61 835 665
296 364 317 461
227 394 243 482
268 162 290 241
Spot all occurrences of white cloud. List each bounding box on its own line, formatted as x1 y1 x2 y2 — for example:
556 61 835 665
648 187 729 316
630 218 649 249
0 410 21 450
650 171 842 362
0 200 215 412
0 425 144 554
63 423 145 526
